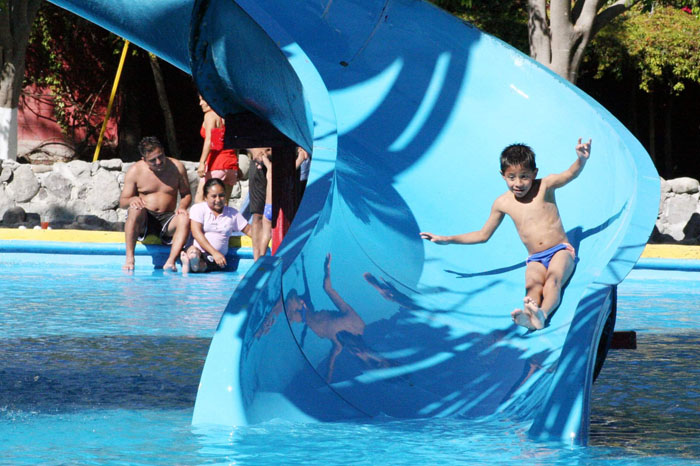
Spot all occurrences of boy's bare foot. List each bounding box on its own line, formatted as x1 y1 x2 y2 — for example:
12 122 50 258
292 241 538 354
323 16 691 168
511 307 533 330
180 251 190 275
523 297 546 330
163 261 178 272
511 297 546 331
123 259 135 271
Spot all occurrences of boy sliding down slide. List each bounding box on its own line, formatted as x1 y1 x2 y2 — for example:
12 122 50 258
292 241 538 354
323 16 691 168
420 139 591 331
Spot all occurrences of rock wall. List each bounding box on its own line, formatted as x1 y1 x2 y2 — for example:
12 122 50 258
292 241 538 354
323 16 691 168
652 177 700 244
1 158 698 244
0 155 250 230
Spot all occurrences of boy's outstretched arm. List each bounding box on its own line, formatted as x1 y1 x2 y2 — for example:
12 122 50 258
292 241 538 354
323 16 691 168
546 138 592 189
420 201 505 245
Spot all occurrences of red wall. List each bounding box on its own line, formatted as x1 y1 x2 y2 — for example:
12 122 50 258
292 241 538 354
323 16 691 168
18 84 118 154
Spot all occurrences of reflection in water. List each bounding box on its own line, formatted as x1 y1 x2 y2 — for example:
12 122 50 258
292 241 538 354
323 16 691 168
286 254 391 382
258 253 390 382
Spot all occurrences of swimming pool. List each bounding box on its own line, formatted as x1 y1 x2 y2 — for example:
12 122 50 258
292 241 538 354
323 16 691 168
1 254 698 465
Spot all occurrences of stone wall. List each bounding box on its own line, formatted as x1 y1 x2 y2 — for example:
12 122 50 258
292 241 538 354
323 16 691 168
652 177 700 244
0 155 250 230
1 159 698 244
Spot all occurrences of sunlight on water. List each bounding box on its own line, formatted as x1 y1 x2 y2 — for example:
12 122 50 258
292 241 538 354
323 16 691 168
0 263 240 338
0 260 698 465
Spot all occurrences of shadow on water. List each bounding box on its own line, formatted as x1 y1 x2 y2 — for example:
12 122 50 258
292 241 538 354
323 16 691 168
0 336 211 412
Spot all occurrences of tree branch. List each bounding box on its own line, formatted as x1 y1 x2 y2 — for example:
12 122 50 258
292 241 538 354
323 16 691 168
591 0 632 37
572 0 584 23
570 35 589 82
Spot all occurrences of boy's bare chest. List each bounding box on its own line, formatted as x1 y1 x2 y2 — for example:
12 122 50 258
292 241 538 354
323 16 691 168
504 194 557 224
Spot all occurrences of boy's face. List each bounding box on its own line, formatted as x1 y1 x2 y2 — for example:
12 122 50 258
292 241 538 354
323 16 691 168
502 164 537 199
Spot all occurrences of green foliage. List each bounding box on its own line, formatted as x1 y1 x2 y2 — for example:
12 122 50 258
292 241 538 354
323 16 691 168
24 3 121 137
639 0 700 13
586 5 700 94
429 0 529 53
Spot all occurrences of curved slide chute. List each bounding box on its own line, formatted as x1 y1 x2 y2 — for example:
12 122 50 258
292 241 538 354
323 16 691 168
49 0 659 444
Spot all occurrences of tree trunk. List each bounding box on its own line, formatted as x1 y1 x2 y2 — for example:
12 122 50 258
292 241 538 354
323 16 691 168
0 0 42 159
527 0 633 83
527 0 551 65
148 53 180 159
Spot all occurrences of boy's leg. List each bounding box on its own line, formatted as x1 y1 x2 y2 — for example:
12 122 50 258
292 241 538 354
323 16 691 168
519 251 575 330
123 207 147 270
512 262 546 329
164 212 190 271
524 262 546 305
538 251 575 316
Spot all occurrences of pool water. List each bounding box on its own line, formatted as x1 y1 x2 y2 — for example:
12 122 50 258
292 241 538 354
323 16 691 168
1 259 698 465
589 269 700 461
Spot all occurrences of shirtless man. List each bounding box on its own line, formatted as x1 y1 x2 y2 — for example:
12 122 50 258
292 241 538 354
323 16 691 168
420 139 591 331
119 136 192 271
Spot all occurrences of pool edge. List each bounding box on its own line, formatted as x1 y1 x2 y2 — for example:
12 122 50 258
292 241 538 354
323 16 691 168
0 227 253 248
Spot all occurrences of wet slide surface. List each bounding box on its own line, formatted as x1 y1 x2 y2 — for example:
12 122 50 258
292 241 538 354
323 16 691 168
48 0 659 444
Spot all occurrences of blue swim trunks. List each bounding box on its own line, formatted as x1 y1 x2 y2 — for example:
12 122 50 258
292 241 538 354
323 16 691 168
526 243 576 269
263 203 273 221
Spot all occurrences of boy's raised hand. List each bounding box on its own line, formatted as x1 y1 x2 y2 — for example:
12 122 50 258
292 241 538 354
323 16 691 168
576 138 592 161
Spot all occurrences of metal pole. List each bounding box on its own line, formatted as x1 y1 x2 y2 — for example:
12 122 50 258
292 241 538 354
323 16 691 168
93 39 130 162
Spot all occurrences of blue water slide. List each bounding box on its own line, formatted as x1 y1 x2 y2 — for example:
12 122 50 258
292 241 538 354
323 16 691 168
48 0 659 444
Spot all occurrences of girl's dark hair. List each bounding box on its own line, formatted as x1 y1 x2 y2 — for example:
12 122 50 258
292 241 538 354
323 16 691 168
203 178 225 196
500 144 536 172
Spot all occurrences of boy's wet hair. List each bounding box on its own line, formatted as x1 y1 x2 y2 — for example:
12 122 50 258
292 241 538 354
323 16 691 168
203 178 226 196
500 143 536 172
138 136 164 158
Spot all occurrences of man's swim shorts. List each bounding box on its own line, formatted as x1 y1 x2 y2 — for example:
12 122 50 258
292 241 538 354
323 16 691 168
136 209 175 245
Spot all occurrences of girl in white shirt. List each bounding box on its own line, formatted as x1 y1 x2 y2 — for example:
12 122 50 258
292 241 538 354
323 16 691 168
181 178 252 273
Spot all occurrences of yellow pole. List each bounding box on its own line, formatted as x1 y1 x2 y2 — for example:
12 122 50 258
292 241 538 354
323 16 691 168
93 39 130 162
